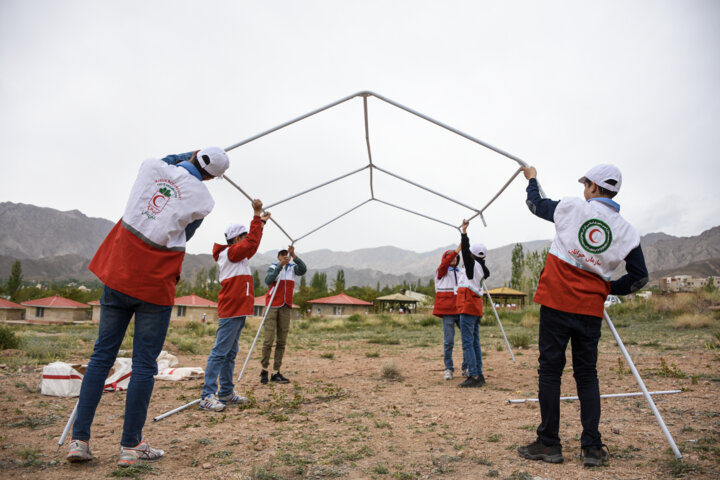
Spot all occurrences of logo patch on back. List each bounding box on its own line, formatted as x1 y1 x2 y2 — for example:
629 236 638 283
578 219 612 254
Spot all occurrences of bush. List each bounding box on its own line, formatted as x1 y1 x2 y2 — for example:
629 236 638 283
417 316 440 327
671 313 716 329
520 313 539 328
0 325 20 350
509 333 532 348
347 314 363 323
381 361 403 381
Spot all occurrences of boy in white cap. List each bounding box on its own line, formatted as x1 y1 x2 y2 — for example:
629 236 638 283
68 147 230 467
456 219 490 388
517 164 648 467
199 199 270 412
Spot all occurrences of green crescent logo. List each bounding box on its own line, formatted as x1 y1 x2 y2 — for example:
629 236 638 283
578 219 612 254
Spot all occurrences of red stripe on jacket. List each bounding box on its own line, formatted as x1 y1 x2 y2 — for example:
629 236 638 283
456 287 483 316
534 253 609 317
89 221 184 306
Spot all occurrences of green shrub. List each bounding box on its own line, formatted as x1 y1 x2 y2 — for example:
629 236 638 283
417 316 440 327
508 333 532 349
347 314 363 323
0 325 20 349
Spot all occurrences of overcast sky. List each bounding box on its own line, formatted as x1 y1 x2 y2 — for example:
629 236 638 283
1 1 718 256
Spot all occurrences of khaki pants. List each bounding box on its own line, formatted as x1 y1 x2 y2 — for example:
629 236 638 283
261 305 291 371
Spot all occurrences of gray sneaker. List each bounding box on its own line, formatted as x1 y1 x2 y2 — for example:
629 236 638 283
199 394 226 412
67 439 94 463
219 391 248 405
117 440 164 467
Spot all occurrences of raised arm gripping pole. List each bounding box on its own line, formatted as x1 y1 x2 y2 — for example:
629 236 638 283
482 280 515 363
152 266 286 423
604 310 682 459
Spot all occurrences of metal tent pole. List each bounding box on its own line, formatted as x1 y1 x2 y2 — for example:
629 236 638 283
372 198 460 230
57 400 78 449
604 310 682 459
508 389 682 404
482 281 515 363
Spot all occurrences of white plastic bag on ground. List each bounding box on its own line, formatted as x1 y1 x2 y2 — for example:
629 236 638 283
155 366 204 381
103 357 132 392
156 350 178 371
41 362 84 397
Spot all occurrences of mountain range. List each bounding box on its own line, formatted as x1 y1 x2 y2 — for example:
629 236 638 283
1 201 719 288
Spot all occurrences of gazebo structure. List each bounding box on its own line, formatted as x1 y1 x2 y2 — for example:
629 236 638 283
21 295 90 324
486 287 527 309
375 292 420 314
172 294 218 323
0 298 25 321
308 292 373 317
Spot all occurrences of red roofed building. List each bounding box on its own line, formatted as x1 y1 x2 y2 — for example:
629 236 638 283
252 295 300 319
0 298 26 321
308 292 373 317
88 300 101 322
21 295 90 324
172 294 218 323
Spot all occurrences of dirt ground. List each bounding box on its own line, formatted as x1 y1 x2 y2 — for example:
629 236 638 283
1 330 719 480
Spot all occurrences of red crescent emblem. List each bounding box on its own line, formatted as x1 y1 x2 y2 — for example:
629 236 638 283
152 194 164 207
589 228 601 243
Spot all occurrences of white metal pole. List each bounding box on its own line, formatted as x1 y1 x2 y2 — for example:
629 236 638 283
507 389 682 404
482 281 515 363
153 266 286 422
57 400 78 448
604 310 683 459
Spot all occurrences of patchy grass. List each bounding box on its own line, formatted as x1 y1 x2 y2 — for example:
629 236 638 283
381 361 404 382
508 333 532 349
520 313 538 328
107 463 160 478
672 313 716 329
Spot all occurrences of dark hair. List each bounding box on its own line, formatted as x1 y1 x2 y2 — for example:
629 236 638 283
191 155 213 180
278 249 289 257
584 179 617 199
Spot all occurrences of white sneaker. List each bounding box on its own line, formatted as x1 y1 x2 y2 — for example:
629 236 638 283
199 394 226 412
117 440 164 467
444 369 453 380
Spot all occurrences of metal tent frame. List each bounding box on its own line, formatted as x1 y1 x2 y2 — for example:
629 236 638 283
59 91 682 460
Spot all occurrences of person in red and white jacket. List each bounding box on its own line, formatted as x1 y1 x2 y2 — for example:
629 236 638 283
456 219 490 389
68 147 229 467
517 164 648 467
199 199 270 412
433 246 467 381
260 246 307 384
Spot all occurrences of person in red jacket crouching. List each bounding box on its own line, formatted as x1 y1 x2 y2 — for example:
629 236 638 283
432 246 467 381
199 199 270 412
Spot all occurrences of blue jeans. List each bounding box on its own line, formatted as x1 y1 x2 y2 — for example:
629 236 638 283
442 315 466 371
459 314 483 377
202 316 246 399
73 286 172 447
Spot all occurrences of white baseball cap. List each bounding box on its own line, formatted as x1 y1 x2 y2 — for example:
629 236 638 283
197 146 230 177
224 223 248 241
578 164 622 193
470 243 487 259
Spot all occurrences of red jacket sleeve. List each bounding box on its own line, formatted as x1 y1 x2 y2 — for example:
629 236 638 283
437 251 458 279
227 216 263 262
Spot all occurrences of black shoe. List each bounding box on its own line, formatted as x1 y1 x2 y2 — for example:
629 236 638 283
582 444 609 467
271 372 290 384
517 439 564 463
458 376 482 388
477 374 486 386
260 369 269 384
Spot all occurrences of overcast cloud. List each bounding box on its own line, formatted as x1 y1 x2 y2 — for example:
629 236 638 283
1 0 718 256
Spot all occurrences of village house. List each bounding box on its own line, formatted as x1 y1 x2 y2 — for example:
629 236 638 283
661 275 720 293
0 298 25 321
21 295 90 324
172 294 218 323
308 292 373 317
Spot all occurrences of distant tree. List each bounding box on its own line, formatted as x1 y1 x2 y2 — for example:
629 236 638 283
705 277 717 293
252 270 261 289
333 269 346 294
310 272 328 293
376 281 380 292
510 243 524 290
300 275 307 288
7 260 23 301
